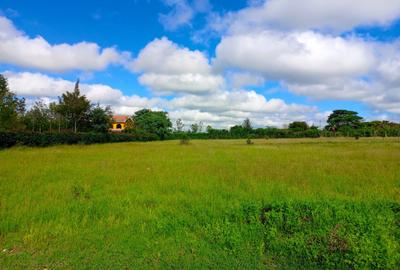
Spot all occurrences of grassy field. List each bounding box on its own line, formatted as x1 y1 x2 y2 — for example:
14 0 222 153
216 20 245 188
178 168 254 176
0 138 399 269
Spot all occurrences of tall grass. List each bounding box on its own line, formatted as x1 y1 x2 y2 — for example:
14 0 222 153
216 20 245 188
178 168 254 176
0 138 399 269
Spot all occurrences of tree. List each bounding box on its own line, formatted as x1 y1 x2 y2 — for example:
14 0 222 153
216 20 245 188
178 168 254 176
89 104 112 133
57 79 91 133
0 74 25 131
198 121 204 132
176 118 184 132
125 117 134 131
230 125 248 137
242 118 252 131
191 123 199 133
326 110 363 132
25 100 50 132
132 109 172 140
49 102 63 133
289 121 309 131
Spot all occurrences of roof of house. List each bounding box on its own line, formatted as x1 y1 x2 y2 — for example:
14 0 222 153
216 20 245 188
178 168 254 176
112 115 129 123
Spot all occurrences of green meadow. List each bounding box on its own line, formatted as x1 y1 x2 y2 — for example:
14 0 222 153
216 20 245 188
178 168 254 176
0 138 399 269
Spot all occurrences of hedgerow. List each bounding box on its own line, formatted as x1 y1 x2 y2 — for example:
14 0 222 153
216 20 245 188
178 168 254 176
0 132 158 148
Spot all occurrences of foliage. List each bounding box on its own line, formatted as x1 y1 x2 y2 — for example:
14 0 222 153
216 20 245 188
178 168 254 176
242 118 252 131
190 123 199 133
131 109 172 140
0 74 25 131
0 131 155 148
289 121 309 131
326 110 363 132
88 104 112 133
187 121 204 133
180 133 190 145
230 125 249 137
56 80 91 133
0 131 17 148
198 121 204 132
175 118 184 132
49 101 65 132
24 100 51 132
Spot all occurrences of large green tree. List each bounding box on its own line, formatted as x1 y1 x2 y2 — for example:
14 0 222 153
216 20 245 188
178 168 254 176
89 104 112 133
132 109 172 139
326 110 363 132
0 74 25 131
57 80 91 133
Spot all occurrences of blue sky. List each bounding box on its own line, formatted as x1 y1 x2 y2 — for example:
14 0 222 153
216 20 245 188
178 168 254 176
1 0 400 128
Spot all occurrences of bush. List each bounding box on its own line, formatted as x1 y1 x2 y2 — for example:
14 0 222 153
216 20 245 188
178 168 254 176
304 128 321 138
0 132 17 148
0 131 157 149
126 129 159 141
246 138 254 145
180 134 190 145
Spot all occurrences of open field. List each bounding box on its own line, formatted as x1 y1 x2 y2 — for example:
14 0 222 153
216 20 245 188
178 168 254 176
1 138 399 269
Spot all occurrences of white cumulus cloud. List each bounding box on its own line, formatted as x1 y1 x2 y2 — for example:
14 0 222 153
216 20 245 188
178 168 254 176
212 26 400 116
130 37 223 94
214 31 375 83
207 0 400 34
0 16 126 72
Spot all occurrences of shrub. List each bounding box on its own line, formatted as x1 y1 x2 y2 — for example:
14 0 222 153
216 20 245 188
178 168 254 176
0 132 17 148
304 128 321 138
180 134 190 145
127 129 159 141
0 131 157 149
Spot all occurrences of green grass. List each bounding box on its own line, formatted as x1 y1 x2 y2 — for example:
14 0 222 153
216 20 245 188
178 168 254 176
0 138 399 269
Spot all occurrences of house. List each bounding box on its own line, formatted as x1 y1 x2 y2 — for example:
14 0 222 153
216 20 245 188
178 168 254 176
110 115 129 132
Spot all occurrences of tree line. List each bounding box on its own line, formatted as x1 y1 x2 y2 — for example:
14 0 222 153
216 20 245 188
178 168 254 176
0 74 172 138
1 73 400 148
1 76 113 134
172 112 400 140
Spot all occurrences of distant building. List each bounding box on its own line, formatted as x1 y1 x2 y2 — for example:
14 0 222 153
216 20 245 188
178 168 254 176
110 115 129 132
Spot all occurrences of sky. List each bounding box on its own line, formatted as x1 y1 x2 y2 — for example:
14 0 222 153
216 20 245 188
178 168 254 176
1 0 400 128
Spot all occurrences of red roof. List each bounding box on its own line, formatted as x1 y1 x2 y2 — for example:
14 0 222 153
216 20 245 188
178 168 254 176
112 115 129 123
